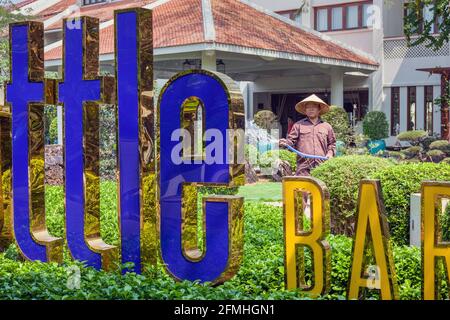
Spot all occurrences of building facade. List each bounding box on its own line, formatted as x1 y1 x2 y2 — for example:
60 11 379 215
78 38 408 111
7 0 448 140
251 0 449 139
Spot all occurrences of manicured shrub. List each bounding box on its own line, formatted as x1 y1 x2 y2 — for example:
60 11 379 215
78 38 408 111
44 105 57 145
426 149 445 162
362 111 389 140
259 149 297 171
429 140 450 157
386 151 406 161
48 116 58 145
311 155 395 235
397 130 428 145
99 105 117 180
321 106 351 144
0 195 445 300
371 163 450 245
401 146 423 159
429 140 450 150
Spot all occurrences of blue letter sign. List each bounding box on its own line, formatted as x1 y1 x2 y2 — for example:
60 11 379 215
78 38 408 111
3 7 245 283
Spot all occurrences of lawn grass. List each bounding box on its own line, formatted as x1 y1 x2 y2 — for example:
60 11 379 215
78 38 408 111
237 182 282 202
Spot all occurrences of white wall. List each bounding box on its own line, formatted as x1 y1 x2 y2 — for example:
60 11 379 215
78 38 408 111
383 0 404 38
433 85 442 135
248 0 303 12
384 57 445 87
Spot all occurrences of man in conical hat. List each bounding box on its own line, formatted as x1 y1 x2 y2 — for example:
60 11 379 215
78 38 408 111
279 94 336 177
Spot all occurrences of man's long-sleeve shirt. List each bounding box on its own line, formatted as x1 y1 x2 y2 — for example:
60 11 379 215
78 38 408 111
284 118 336 175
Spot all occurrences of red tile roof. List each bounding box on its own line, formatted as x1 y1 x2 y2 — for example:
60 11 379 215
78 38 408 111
212 0 375 66
44 0 377 67
44 0 156 30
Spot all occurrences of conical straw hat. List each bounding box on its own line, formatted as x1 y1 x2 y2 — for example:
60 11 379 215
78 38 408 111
295 94 330 115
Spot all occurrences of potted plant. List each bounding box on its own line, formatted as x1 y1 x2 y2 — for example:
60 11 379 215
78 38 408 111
362 111 389 154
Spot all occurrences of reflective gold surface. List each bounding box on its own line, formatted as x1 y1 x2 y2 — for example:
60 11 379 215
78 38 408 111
0 111 12 250
283 176 331 296
28 103 63 263
348 180 398 300
421 181 450 300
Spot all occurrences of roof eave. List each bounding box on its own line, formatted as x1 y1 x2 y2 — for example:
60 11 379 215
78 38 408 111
45 42 378 72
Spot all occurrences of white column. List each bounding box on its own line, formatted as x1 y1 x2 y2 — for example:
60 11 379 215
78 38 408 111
330 68 344 107
370 0 384 112
410 193 421 247
57 65 63 145
400 86 408 133
416 86 425 130
57 106 63 145
433 85 442 135
201 50 216 72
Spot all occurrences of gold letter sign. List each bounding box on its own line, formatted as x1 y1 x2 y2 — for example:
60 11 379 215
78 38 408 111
348 180 398 300
283 177 331 296
422 181 450 300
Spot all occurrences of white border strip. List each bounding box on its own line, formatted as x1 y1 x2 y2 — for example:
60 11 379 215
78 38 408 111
201 0 216 41
46 42 378 71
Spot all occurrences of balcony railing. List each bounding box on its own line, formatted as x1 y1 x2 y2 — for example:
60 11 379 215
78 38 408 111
384 36 449 59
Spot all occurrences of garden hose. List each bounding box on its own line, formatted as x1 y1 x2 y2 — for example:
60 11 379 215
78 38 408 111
285 145 329 161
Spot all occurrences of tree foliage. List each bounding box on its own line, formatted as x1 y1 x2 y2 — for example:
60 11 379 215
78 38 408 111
404 0 450 50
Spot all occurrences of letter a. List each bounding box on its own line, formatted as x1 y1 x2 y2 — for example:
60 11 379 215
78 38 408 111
348 180 398 300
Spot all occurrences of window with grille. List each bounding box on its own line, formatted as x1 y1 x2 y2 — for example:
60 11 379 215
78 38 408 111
424 86 434 135
83 0 107 6
314 1 373 32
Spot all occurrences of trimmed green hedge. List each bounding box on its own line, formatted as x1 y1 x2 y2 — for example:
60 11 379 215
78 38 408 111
311 156 395 235
259 149 297 171
371 163 450 245
0 182 442 299
0 197 445 299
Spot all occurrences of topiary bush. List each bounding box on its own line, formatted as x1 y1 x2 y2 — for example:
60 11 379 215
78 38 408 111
1 192 446 300
397 130 428 145
429 140 450 150
311 155 395 235
362 111 389 141
259 149 297 171
401 146 423 159
48 117 58 145
426 149 445 162
429 140 450 156
371 163 450 245
321 106 351 144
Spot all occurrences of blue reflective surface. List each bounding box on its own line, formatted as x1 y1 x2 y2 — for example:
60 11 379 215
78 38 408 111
7 25 47 261
116 11 141 273
159 73 231 282
59 19 102 269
